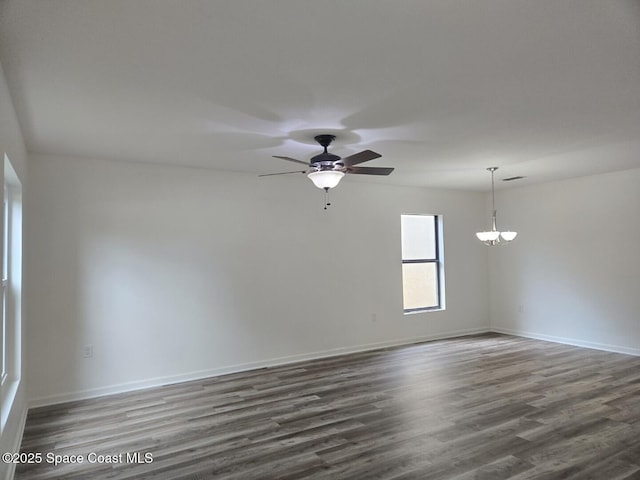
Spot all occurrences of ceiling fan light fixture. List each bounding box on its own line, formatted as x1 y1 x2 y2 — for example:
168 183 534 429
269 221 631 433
307 170 344 189
264 134 392 209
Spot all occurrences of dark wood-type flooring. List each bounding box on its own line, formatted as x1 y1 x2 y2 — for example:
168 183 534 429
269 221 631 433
16 333 640 479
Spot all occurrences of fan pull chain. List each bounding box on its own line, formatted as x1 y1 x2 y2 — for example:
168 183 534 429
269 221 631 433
323 187 331 210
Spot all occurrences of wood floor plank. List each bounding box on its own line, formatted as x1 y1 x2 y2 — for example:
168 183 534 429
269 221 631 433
16 333 640 479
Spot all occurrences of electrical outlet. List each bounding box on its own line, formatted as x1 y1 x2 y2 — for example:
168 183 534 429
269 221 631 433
518 304 525 314
371 313 377 323
83 344 94 358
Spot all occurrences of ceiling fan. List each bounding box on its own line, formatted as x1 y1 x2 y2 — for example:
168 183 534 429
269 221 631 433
261 134 394 193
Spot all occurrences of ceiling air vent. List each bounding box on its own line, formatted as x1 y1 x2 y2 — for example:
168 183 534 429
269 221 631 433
502 176 525 182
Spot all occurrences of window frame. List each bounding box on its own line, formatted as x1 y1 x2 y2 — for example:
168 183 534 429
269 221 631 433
1 182 7 386
1 153 22 432
401 214 444 313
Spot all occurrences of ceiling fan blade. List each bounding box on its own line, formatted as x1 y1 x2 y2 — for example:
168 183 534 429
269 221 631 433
347 166 394 176
340 150 382 167
258 170 306 177
272 155 309 166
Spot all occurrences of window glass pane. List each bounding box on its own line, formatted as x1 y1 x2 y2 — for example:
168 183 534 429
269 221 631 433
1 184 5 380
401 215 435 260
3 187 6 280
402 262 438 310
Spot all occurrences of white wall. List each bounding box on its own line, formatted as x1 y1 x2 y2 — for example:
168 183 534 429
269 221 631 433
490 168 640 355
0 60 28 480
27 154 490 405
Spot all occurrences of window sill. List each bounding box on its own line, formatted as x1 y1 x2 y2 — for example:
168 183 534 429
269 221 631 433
404 307 445 315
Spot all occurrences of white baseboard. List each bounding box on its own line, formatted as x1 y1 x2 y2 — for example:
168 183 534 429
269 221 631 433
491 327 640 357
29 326 490 408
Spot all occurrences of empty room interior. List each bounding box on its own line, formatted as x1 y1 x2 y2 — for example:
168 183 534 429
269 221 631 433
1 1 640 479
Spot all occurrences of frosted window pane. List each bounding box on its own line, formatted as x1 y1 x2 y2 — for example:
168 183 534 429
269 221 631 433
402 262 438 310
401 215 435 260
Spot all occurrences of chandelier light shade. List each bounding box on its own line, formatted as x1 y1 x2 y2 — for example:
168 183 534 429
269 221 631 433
476 230 500 242
307 170 345 189
500 231 518 242
476 167 518 246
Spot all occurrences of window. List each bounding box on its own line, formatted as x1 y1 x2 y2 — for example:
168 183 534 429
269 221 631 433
401 214 444 313
1 182 7 385
1 154 22 430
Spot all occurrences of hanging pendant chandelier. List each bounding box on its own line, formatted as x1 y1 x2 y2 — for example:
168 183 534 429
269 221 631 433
476 167 517 246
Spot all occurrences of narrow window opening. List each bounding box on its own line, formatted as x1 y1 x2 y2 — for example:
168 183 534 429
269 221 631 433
401 214 445 313
1 153 23 431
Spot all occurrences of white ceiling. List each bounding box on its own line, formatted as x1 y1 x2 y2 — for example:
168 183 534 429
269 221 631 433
1 0 639 191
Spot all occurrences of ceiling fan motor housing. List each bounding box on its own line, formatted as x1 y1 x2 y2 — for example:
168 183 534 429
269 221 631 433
311 154 341 169
311 135 342 170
